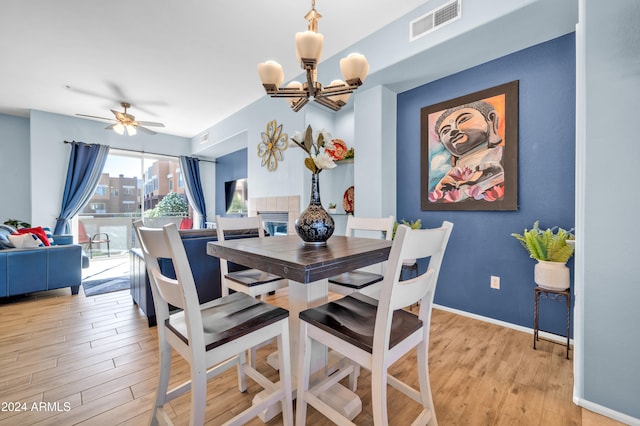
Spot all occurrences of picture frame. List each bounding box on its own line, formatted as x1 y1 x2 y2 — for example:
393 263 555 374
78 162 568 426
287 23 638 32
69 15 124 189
420 80 518 211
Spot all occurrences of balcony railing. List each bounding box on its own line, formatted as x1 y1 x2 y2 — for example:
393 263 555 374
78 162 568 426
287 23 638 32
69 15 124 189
77 213 189 256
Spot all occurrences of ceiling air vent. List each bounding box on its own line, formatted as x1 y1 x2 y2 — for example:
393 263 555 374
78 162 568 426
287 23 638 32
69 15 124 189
200 132 209 144
410 0 461 42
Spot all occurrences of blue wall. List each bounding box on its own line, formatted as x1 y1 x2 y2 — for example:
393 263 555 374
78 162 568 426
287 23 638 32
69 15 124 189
397 34 576 333
215 148 248 217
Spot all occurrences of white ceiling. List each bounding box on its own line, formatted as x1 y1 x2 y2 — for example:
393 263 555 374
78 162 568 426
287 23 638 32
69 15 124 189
0 0 430 138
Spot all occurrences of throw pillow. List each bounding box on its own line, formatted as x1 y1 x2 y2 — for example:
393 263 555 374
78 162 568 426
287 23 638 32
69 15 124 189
0 224 17 249
8 233 43 248
42 227 56 245
17 227 50 246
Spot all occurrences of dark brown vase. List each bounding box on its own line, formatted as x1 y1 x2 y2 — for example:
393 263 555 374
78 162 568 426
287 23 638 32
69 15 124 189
295 173 335 245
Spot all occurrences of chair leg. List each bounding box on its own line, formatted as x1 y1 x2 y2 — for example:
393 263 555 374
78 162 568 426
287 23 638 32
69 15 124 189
277 324 294 426
417 340 437 426
348 364 360 392
295 322 312 426
189 359 208 426
249 347 257 369
371 364 389 426
151 340 172 425
237 350 247 392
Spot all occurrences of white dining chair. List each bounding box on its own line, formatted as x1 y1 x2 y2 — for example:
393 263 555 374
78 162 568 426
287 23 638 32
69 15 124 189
134 222 293 426
216 215 288 299
296 221 453 426
328 215 395 298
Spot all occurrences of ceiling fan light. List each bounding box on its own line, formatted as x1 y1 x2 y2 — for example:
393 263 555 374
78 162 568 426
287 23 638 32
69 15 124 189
126 125 137 136
113 123 125 135
295 31 323 65
340 53 369 83
328 79 351 104
258 60 285 87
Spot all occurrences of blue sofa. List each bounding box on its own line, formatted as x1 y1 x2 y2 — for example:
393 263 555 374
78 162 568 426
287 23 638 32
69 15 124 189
0 225 84 298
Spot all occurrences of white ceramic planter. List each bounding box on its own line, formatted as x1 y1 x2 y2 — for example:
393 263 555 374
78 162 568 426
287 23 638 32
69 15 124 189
534 260 570 290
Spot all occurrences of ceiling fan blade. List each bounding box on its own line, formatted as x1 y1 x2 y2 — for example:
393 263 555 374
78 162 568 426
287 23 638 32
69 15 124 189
111 110 127 122
66 85 119 103
136 125 157 135
104 123 118 130
107 82 128 103
136 121 165 127
76 113 116 122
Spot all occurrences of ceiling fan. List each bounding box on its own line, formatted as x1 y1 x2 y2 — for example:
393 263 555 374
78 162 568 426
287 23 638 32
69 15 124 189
77 102 165 135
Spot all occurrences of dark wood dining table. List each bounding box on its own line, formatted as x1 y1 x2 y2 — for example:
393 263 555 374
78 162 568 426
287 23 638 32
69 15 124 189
207 234 392 421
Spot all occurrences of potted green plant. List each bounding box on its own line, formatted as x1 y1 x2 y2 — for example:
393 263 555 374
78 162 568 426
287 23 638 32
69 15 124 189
511 221 575 290
393 219 422 267
392 218 421 240
328 203 337 214
3 219 31 229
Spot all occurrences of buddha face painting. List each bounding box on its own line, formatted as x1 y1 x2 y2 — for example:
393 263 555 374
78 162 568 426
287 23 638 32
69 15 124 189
435 101 502 158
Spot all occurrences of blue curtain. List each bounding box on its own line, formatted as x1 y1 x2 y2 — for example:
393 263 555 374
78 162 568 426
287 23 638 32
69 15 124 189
54 142 110 235
179 155 207 228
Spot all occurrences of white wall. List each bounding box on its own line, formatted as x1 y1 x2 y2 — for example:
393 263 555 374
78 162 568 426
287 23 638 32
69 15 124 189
353 86 397 219
575 0 640 422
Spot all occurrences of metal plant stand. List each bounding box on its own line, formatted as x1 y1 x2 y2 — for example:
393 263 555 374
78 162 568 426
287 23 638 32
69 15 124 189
533 286 571 359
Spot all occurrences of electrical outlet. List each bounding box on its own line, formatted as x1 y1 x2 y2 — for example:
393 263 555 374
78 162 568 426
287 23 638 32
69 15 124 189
490 275 500 290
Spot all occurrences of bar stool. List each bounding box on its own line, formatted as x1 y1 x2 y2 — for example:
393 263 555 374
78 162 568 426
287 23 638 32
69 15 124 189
135 222 293 426
296 221 453 425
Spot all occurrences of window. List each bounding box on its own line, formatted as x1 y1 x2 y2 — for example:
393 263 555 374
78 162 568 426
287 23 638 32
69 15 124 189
177 168 184 188
95 185 108 196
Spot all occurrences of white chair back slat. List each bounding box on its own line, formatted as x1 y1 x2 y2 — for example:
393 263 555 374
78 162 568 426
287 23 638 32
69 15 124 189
151 272 185 309
392 268 436 310
216 215 265 240
345 215 394 240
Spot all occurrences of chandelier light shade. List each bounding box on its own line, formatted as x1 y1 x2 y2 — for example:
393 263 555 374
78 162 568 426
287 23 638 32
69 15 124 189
258 0 369 112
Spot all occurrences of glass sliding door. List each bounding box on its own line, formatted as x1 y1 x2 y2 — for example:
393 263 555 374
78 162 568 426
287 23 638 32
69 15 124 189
77 149 193 258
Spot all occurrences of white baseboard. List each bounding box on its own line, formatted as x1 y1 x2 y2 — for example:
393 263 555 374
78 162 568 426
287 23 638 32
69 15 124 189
573 396 640 426
432 303 573 345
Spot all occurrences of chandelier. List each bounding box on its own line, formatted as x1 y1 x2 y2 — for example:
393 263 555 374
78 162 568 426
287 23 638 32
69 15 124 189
258 0 369 112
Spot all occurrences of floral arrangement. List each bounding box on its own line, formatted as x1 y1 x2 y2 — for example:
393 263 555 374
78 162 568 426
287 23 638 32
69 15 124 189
511 221 575 263
291 125 347 173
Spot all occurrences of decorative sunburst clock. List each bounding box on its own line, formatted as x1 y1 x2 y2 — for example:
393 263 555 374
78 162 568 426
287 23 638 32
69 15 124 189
258 120 288 171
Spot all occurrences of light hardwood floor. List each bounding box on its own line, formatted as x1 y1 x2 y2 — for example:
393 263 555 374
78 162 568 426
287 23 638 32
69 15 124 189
0 287 624 425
